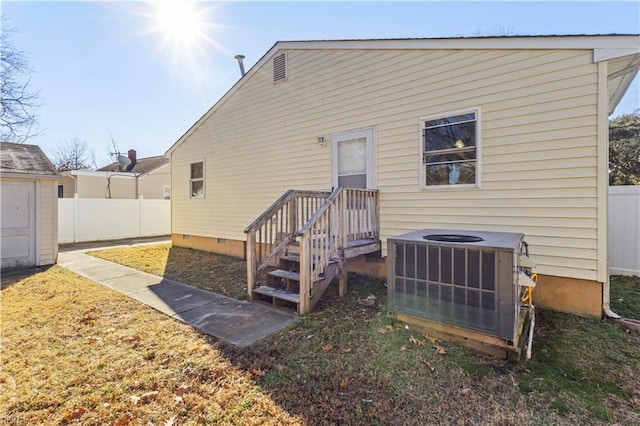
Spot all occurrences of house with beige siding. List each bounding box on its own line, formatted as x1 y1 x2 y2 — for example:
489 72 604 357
166 35 639 319
58 149 170 199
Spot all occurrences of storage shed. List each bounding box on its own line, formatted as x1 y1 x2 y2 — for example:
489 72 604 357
1 142 61 269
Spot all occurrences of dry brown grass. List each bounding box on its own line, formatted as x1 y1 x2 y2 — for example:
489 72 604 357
6 243 639 425
0 267 301 425
84 243 640 425
88 244 247 299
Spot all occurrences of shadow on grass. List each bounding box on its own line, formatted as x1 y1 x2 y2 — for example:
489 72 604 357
215 274 640 425
164 246 248 300
215 273 536 425
1 265 54 290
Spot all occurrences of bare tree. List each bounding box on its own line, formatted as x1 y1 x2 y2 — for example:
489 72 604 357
52 135 98 171
470 26 516 37
1 16 40 142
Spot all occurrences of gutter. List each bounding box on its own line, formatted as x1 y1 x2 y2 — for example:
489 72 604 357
68 172 78 196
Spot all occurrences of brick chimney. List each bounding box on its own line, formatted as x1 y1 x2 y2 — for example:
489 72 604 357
127 149 137 172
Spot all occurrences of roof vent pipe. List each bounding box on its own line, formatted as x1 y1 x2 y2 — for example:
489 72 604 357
234 54 246 77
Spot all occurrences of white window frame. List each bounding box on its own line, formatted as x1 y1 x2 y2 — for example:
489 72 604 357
189 160 205 199
419 107 482 190
331 126 377 189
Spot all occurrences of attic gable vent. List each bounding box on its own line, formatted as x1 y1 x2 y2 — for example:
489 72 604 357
273 52 287 82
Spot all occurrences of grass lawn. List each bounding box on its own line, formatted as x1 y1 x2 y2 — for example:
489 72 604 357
2 244 639 425
1 267 300 425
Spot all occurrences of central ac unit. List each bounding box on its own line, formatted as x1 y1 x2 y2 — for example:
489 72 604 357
387 229 535 347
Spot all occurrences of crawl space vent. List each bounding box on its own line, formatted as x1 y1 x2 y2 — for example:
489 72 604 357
273 53 287 82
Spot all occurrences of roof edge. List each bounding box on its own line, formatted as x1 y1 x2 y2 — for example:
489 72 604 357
0 171 61 180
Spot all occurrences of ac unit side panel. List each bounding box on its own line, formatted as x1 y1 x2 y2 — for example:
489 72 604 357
497 249 516 341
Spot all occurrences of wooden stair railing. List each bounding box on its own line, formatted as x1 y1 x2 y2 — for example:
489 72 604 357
296 187 379 313
245 187 379 314
244 190 330 300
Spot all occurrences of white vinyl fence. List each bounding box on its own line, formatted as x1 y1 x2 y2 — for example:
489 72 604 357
608 186 640 277
59 196 170 244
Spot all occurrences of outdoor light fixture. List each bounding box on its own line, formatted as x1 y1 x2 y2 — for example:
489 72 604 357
317 136 326 147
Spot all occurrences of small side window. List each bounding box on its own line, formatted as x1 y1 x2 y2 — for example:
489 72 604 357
58 185 64 198
189 161 204 198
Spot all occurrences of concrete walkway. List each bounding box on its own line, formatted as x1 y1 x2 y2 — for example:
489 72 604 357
57 241 297 347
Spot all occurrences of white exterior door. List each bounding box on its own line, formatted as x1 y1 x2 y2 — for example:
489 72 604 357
332 127 376 189
1 181 36 268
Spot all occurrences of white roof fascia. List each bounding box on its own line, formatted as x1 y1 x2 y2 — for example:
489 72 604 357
165 35 640 156
279 36 640 52
595 48 640 62
68 170 137 178
0 172 61 180
608 58 640 115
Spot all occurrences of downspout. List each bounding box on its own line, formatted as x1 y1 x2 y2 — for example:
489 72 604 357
69 172 78 197
597 60 620 319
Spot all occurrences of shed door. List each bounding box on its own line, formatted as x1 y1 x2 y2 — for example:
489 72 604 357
332 127 375 189
1 181 36 268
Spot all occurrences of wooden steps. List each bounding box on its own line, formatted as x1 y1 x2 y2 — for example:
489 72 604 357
245 188 381 315
254 285 300 304
253 239 379 313
267 269 301 281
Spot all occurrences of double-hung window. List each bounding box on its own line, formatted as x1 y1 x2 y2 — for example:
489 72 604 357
421 109 480 188
189 161 204 198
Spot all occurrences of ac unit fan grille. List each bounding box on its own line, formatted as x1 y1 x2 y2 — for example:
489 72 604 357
390 240 515 340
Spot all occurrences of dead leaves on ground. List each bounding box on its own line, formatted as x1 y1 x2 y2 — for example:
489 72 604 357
407 334 447 355
251 368 266 377
409 336 426 346
434 345 447 355
378 325 395 334
419 356 436 372
121 335 142 343
358 294 377 307
62 407 86 422
130 390 159 406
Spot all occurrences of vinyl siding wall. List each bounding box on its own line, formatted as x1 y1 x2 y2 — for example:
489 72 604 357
138 165 171 199
38 179 58 265
171 48 600 282
58 175 76 198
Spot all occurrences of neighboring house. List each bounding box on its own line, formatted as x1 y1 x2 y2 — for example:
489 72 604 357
165 35 640 318
58 149 170 199
1 142 60 268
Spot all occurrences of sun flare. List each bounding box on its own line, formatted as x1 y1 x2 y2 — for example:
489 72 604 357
149 0 208 47
135 0 229 90
151 0 205 46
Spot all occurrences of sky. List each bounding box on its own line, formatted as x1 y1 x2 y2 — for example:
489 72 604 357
3 1 640 166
